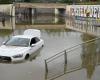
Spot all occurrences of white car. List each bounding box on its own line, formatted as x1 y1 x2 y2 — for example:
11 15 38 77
0 29 44 62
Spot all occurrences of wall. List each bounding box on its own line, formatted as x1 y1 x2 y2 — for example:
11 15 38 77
0 4 14 16
66 5 100 18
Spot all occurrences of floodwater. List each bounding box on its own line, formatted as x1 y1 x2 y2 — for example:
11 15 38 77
0 14 100 80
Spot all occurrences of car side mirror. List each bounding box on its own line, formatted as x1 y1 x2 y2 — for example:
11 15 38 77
31 44 35 47
2 41 6 45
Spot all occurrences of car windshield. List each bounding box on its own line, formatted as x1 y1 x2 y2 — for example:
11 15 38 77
5 37 30 47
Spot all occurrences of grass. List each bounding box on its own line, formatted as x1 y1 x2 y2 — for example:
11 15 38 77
76 1 100 5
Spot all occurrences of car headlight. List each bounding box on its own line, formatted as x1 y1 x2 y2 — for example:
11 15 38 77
13 54 23 58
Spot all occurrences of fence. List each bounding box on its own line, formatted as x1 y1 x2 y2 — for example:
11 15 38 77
44 37 100 80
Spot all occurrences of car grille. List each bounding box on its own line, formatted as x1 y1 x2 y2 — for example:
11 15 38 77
0 56 11 62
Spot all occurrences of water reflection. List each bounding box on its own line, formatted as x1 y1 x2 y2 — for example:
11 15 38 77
45 36 100 80
81 35 97 80
0 13 99 37
0 13 100 80
0 17 15 29
0 30 12 45
43 29 72 37
66 16 100 36
16 14 65 25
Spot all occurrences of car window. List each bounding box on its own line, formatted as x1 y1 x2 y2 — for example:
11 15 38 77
35 37 40 42
5 37 30 47
30 37 40 45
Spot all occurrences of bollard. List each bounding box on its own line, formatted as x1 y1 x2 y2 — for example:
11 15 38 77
45 60 48 73
64 50 67 65
64 50 67 74
45 60 48 80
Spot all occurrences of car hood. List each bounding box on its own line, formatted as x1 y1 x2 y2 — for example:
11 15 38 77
0 45 30 56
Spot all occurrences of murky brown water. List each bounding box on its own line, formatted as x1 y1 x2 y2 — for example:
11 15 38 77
0 14 100 80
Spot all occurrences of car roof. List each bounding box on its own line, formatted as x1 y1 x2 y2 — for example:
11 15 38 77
24 29 41 38
13 35 35 39
12 29 41 39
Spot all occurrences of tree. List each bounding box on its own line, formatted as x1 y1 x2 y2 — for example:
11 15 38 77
59 0 73 3
0 0 12 4
24 0 30 2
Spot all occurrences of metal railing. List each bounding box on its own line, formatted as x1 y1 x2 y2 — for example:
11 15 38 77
44 37 100 80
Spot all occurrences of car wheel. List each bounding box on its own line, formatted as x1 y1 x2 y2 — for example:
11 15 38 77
25 54 29 60
42 45 44 47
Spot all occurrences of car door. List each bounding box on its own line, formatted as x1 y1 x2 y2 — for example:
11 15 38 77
29 37 41 54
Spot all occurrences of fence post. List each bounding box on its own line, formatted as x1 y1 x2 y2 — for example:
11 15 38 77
64 50 67 74
45 60 48 73
64 50 67 65
45 60 48 80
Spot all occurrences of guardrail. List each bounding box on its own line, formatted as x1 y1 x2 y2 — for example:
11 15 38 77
44 37 100 80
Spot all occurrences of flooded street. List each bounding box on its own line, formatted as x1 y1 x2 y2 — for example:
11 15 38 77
0 14 100 80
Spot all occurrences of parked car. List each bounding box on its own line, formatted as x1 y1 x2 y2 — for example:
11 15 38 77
0 29 44 62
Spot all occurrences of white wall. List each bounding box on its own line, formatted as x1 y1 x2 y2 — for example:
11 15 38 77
66 5 100 18
0 4 15 16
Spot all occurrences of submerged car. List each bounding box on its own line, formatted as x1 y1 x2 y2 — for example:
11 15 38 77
0 29 44 62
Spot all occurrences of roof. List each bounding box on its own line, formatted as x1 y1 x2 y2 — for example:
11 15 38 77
13 35 34 39
13 29 41 39
23 29 41 38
